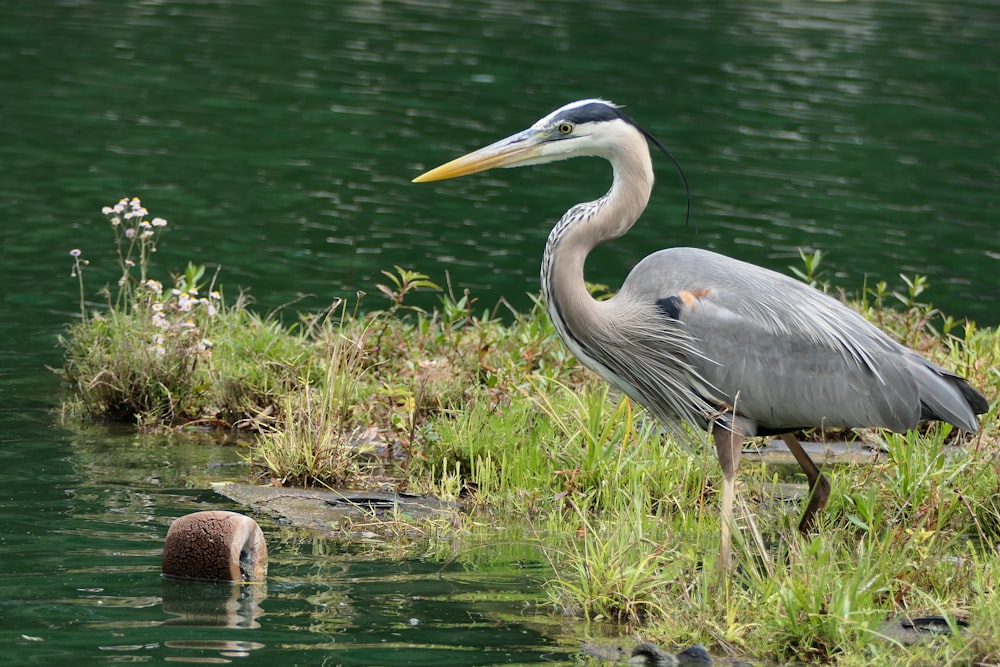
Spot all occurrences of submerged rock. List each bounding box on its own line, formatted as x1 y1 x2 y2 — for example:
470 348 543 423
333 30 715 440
878 614 969 645
630 641 678 666
211 482 456 535
582 640 715 667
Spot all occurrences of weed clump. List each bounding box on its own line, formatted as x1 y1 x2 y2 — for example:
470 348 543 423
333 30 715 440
58 198 316 428
55 199 588 483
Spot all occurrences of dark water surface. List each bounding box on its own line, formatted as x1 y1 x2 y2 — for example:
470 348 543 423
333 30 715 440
1 0 998 663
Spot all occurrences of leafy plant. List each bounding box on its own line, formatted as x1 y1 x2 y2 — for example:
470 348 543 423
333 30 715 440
789 247 826 290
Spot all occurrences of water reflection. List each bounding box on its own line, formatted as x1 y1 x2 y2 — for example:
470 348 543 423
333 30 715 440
161 580 267 630
0 417 573 665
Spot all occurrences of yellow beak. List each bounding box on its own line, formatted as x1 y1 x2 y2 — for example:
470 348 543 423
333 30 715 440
412 129 545 183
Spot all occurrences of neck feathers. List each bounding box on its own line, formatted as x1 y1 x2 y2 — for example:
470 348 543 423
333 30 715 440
542 124 654 295
540 124 655 366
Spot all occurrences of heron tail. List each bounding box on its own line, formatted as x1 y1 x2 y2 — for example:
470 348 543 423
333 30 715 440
913 356 989 433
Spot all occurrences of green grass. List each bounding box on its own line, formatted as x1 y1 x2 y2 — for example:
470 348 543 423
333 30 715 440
57 198 1000 665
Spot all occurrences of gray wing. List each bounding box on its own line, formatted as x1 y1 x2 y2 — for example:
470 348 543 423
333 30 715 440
619 247 984 434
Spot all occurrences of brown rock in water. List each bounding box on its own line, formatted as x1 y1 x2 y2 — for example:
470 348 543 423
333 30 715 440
161 511 267 581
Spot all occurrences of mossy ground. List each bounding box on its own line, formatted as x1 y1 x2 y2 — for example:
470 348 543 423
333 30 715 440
57 200 1000 665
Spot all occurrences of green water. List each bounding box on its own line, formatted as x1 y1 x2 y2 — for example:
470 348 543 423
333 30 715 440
1 0 997 664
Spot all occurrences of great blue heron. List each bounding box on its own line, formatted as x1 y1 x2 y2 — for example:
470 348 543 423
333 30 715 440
413 99 989 567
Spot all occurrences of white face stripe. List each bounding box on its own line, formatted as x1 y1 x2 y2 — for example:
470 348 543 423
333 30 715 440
531 99 620 129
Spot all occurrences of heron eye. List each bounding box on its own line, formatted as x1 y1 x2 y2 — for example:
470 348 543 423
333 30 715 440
558 122 573 135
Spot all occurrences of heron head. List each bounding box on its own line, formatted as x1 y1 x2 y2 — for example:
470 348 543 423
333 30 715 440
412 99 641 183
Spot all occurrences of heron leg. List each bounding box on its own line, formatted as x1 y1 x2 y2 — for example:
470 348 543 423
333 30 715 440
713 423 743 570
779 433 830 533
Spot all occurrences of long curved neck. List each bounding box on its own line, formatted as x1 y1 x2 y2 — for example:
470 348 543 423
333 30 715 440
541 128 654 344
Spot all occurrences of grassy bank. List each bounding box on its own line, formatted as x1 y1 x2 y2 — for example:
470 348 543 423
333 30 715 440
57 199 1000 664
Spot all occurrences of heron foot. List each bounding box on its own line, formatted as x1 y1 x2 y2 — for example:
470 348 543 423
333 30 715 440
778 433 831 533
798 471 831 534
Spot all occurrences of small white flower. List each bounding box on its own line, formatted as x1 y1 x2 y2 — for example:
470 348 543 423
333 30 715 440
125 259 135 267
70 248 82 257
140 230 154 240
209 291 221 300
110 216 121 226
101 206 113 215
151 217 167 227
125 227 137 239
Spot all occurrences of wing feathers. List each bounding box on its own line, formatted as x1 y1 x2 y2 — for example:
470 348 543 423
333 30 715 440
619 248 987 435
